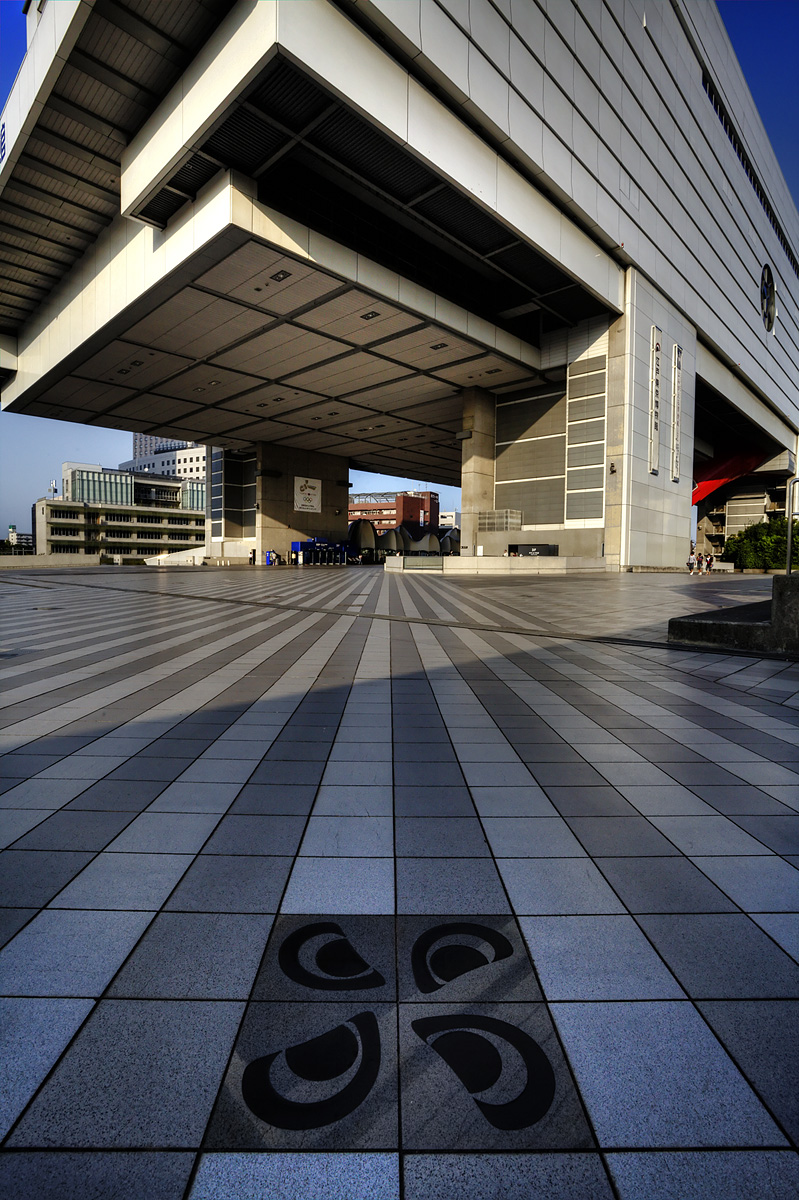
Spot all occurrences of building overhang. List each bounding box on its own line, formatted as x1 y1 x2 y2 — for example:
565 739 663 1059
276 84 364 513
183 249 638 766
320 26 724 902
118 0 623 347
2 175 565 487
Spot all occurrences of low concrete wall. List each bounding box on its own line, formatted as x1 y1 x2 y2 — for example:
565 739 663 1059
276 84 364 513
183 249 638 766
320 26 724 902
0 554 105 569
772 575 799 650
386 556 608 575
668 574 799 655
145 548 208 566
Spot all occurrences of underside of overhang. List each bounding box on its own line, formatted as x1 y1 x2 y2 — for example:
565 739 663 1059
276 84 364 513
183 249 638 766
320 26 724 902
7 219 568 487
131 55 612 352
693 377 784 471
0 0 237 337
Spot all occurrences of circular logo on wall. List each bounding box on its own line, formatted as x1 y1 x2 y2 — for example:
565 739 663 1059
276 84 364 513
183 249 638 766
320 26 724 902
760 263 776 332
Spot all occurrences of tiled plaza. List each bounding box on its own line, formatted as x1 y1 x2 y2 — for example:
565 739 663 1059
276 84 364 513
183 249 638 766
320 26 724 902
1 565 798 1199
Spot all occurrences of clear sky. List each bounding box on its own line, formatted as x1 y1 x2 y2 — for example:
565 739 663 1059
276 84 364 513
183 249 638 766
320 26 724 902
1 0 798 532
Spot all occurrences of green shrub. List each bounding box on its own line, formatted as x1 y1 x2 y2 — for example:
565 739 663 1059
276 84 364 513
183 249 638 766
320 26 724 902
721 515 799 569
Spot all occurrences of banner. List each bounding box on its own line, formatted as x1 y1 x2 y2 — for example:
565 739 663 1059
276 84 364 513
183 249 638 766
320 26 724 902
294 477 321 513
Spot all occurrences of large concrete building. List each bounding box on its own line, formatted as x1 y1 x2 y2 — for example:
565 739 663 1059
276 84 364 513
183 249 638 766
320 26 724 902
33 462 206 559
1 0 797 566
349 490 440 530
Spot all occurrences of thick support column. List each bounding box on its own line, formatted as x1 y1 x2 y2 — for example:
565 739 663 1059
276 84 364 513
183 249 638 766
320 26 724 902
460 387 495 556
604 311 627 569
255 444 350 560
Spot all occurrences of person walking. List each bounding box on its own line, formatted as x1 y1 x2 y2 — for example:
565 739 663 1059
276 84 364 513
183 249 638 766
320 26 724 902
706 553 714 573
688 550 697 575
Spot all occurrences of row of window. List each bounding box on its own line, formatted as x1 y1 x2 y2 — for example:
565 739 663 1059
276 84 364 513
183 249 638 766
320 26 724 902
703 72 798 280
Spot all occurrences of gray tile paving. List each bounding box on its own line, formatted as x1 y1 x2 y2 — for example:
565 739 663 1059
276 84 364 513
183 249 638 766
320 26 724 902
552 1001 787 1146
189 1152 399 1199
2 568 798 1193
402 1152 613 1199
7 999 244 1147
0 1152 195 1200
606 1150 799 1199
0 909 155 997
0 998 93 1137
49 851 193 910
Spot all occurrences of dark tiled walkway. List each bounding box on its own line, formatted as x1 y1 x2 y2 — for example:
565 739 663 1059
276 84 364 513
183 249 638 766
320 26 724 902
1 567 798 1198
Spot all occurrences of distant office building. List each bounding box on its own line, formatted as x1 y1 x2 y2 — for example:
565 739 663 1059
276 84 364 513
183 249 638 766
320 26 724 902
349 491 439 530
131 434 193 460
33 464 206 559
7 525 33 552
120 444 208 480
439 511 461 529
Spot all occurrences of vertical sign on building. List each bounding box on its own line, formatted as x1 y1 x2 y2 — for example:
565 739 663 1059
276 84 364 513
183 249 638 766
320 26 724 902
648 326 662 474
671 344 682 482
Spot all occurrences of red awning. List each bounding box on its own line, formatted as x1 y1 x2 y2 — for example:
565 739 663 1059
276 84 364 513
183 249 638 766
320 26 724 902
692 449 771 506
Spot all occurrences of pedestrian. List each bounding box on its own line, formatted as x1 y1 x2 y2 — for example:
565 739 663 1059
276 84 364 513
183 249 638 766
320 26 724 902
696 552 704 575
687 550 696 575
706 553 714 573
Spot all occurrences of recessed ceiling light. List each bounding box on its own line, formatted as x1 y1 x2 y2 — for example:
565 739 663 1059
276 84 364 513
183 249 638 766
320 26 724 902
194 387 206 392
254 286 263 292
208 380 220 387
271 270 291 282
130 360 143 367
311 416 322 421
327 411 339 416
357 426 373 432
431 342 447 350
361 310 380 320
257 403 268 408
486 368 501 375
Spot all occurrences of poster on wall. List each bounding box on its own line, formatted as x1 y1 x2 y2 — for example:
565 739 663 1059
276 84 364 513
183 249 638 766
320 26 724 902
294 477 322 513
671 344 682 482
648 325 662 474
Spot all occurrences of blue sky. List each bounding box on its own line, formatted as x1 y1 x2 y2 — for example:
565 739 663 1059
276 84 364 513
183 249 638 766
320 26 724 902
1 0 798 532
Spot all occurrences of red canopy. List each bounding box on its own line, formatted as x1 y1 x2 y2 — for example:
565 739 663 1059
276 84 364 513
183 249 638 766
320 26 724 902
692 449 771 506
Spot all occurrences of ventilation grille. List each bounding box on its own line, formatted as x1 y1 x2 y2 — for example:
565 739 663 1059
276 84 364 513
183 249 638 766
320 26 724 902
308 108 436 203
169 154 220 196
202 106 288 174
249 58 331 131
138 189 188 227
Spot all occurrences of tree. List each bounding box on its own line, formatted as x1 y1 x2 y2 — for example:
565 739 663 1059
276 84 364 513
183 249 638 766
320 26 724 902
721 515 799 570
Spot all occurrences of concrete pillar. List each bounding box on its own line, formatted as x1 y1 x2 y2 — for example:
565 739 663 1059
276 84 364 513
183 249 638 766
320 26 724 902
604 310 627 569
460 387 495 556
255 444 350 561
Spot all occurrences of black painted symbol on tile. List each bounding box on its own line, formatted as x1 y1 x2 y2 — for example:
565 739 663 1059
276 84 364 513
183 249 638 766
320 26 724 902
279 922 386 992
242 1011 380 1130
411 922 513 994
411 1014 555 1130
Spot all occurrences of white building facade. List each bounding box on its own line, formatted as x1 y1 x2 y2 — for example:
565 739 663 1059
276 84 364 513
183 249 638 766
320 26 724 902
0 0 796 566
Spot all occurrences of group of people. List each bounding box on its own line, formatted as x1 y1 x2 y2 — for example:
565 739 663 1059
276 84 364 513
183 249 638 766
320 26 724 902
687 550 714 575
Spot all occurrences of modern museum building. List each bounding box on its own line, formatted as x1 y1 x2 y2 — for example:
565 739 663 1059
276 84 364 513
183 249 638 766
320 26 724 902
1 0 797 567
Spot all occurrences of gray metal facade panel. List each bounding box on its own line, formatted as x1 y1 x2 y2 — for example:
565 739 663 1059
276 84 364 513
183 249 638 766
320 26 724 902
495 435 566 483
496 394 567 442
495 478 565 524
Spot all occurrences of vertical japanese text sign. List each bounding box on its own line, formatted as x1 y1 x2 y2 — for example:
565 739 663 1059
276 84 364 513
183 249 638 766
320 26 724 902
671 344 682 482
649 326 662 474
